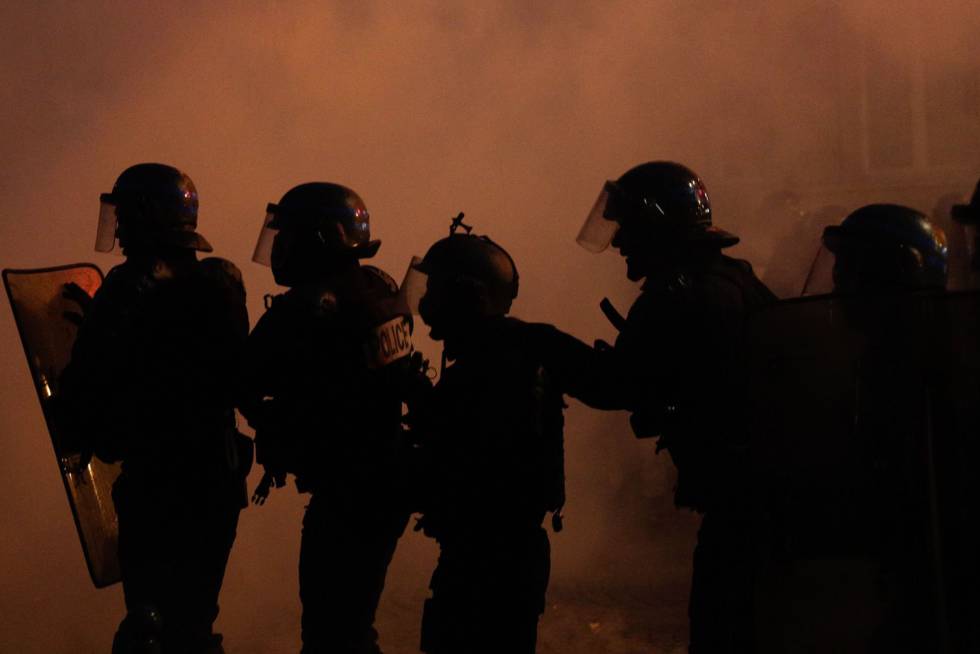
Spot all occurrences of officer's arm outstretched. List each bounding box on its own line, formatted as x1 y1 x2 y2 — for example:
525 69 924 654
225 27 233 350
524 321 644 411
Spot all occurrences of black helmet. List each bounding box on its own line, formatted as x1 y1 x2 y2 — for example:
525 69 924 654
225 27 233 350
411 233 519 317
96 163 211 253
252 182 379 266
952 179 980 225
577 161 739 253
823 204 948 292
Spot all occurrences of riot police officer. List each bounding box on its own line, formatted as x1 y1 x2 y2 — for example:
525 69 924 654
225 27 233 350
535 161 775 652
745 203 966 653
406 222 565 654
819 204 964 651
238 183 413 654
59 163 252 653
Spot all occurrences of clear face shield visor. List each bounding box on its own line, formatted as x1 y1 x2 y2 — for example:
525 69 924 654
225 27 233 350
251 205 279 266
962 223 979 270
95 193 121 253
398 256 428 315
576 181 623 253
801 244 836 296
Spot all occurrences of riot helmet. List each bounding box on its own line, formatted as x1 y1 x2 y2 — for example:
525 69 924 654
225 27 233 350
406 217 519 340
577 161 739 254
823 204 948 293
96 163 211 254
253 182 379 287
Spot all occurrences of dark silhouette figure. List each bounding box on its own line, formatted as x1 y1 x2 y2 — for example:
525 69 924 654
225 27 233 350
740 204 975 652
818 204 971 652
59 163 252 654
238 183 412 654
535 161 775 653
406 227 565 654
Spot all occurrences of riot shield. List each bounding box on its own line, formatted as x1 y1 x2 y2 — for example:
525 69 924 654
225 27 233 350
3 264 121 588
922 289 980 653
743 291 979 653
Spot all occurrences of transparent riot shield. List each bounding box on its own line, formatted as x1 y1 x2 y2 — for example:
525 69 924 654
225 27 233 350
800 244 835 296
3 264 121 588
921 289 980 653
743 291 975 653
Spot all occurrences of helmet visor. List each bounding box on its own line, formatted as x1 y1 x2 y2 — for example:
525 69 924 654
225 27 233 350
252 206 278 266
801 244 835 296
95 194 120 253
576 181 621 253
962 223 979 271
399 256 428 315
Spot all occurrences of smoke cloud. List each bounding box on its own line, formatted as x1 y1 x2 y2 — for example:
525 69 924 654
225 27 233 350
2 2 978 651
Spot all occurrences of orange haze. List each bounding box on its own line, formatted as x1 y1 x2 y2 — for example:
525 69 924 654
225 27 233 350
2 3 978 652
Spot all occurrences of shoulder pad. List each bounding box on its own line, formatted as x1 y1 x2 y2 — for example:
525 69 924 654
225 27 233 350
200 257 244 285
275 288 339 318
105 262 128 278
708 256 777 305
360 265 399 295
103 261 138 281
99 261 147 293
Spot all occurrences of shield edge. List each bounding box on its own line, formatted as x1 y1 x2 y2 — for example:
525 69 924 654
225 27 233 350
2 263 119 588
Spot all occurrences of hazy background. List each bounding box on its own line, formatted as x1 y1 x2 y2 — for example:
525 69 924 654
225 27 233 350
2 2 978 652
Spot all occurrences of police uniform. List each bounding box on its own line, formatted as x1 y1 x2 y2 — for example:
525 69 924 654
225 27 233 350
59 163 251 654
238 265 411 654
545 161 780 653
61 253 251 653
537 251 773 652
417 316 564 654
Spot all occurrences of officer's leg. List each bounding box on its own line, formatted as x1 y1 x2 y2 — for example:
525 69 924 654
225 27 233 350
489 527 550 654
344 504 410 650
420 545 465 654
422 529 549 654
299 494 331 653
689 510 755 654
113 474 167 654
161 491 241 653
300 494 407 653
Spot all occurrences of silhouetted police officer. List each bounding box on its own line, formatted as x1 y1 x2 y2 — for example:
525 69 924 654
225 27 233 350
406 222 565 654
238 183 412 654
820 204 964 652
59 163 251 653
535 161 775 653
